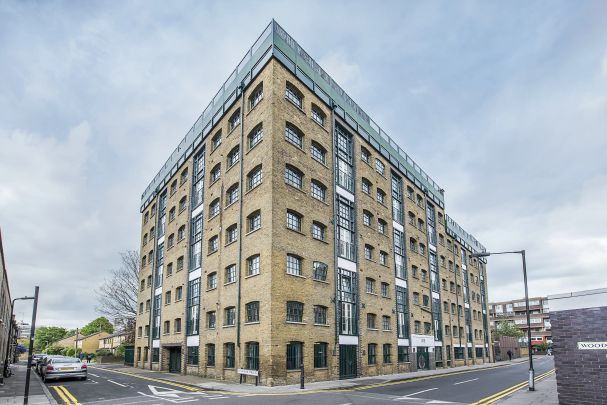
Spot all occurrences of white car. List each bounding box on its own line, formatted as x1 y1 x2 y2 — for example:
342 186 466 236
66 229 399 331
41 357 87 382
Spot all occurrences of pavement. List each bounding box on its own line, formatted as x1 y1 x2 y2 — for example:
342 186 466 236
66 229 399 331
0 362 57 405
494 371 557 404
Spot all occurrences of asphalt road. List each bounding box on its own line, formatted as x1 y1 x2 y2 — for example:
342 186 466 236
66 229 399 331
44 357 555 405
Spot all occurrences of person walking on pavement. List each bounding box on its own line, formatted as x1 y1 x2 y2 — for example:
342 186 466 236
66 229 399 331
87 353 93 364
507 350 513 361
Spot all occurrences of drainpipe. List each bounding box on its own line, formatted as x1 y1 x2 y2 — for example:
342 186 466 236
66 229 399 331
329 102 339 372
235 82 246 354
453 242 465 366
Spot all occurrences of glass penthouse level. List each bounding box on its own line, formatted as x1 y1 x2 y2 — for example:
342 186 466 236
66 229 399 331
139 19 485 252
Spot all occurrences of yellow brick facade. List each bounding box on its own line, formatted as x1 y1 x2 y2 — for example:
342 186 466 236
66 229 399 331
134 48 491 385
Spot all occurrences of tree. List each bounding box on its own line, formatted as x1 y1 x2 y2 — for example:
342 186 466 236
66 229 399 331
95 251 139 337
34 326 68 351
80 317 114 336
494 321 524 339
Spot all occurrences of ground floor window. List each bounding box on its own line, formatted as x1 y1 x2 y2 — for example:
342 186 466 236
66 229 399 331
446 345 452 360
206 344 215 367
152 348 159 363
314 342 327 368
454 347 464 359
143 347 149 362
287 342 303 370
187 346 199 365
468 347 473 359
368 344 377 365
246 342 259 370
476 347 484 358
383 344 392 364
435 346 443 362
224 343 235 368
397 346 409 363
136 347 141 361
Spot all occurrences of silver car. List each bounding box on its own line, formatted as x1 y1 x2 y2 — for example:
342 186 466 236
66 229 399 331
37 355 64 375
41 357 87 382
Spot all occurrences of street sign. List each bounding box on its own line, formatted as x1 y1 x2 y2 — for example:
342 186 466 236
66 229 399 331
238 368 259 376
577 342 607 350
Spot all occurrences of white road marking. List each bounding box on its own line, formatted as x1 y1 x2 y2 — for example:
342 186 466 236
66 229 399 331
89 373 101 377
394 387 438 400
108 379 128 387
453 377 478 385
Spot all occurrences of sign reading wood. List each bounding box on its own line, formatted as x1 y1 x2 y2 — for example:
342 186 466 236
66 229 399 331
238 368 259 376
577 342 607 350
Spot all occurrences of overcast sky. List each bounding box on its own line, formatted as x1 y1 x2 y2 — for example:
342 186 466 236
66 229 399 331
1 1 606 328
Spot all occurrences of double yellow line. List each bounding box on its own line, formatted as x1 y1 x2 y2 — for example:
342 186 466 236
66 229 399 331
470 368 555 404
51 385 81 405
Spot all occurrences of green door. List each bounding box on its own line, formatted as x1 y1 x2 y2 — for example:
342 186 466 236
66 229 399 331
416 347 429 370
339 345 357 379
169 348 181 373
124 346 134 366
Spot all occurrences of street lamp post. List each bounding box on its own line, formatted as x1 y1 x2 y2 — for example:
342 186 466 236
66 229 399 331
471 250 535 391
1 295 36 384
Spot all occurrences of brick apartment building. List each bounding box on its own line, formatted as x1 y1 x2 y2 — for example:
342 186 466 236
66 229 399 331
134 20 491 385
489 297 551 346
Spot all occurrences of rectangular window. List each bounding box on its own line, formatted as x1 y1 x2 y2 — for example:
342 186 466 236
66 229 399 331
381 282 389 298
310 142 326 164
152 348 159 363
287 210 302 232
190 214 203 272
225 264 236 284
286 301 304 322
383 344 392 364
247 255 260 276
375 159 385 175
285 166 303 189
314 343 328 368
246 301 259 323
187 347 199 365
368 344 377 365
311 181 326 201
246 342 259 370
152 295 161 339
207 311 216 329
285 124 303 148
286 342 303 370
313 261 327 281
224 307 236 326
312 222 325 240
206 344 215 366
186 278 200 335
382 315 391 331
224 343 235 368
398 346 409 363
366 278 376 294
313 305 327 325
286 254 302 276
367 313 376 329
207 272 217 289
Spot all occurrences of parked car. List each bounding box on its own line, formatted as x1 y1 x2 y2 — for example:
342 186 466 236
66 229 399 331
41 357 87 382
31 354 44 366
37 355 64 375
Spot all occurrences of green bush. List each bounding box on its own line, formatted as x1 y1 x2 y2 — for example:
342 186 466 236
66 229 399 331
44 346 64 355
96 349 113 357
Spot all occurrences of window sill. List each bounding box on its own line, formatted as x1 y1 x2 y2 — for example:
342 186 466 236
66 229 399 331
286 321 306 325
314 324 330 327
286 273 306 279
382 330 392 333
205 288 217 292
244 273 260 279
224 281 236 286
284 181 306 194
286 227 306 237
244 182 263 196
245 321 260 325
246 138 263 155
245 227 262 237
228 122 240 137
225 200 239 210
223 325 236 328
246 97 263 116
225 240 237 248
207 250 218 256
367 328 379 331
312 279 329 284
285 96 306 114
312 237 329 244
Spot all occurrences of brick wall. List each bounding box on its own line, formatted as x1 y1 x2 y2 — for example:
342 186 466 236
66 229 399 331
551 306 607 405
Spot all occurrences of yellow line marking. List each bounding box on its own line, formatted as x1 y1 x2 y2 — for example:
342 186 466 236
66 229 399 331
52 386 71 405
470 369 555 405
58 385 81 405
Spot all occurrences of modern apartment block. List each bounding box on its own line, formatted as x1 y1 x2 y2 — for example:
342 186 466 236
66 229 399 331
134 20 491 385
489 297 551 346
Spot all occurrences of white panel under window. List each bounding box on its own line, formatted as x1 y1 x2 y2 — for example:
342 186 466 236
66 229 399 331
186 335 199 347
398 338 409 346
395 278 407 288
392 221 403 232
191 204 204 218
337 257 356 272
157 235 165 246
338 335 358 345
155 287 162 296
152 339 160 348
189 269 201 281
465 303 470 309
432 291 440 300
336 186 354 202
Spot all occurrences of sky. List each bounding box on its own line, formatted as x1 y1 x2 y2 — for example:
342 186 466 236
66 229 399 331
1 1 606 328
